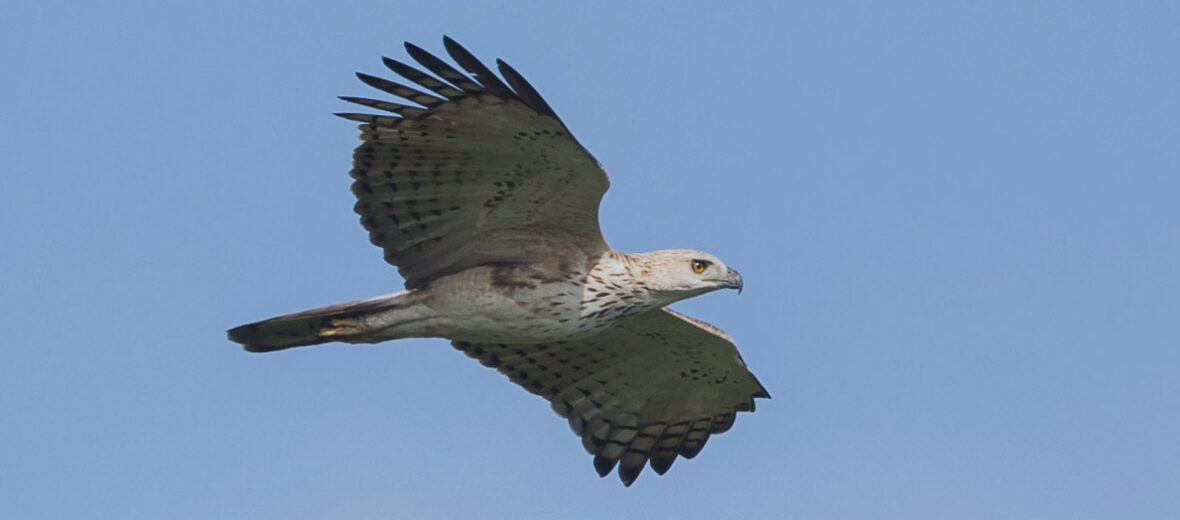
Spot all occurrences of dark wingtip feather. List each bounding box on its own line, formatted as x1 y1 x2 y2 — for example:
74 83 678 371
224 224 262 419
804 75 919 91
402 39 484 93
442 36 517 99
680 436 709 459
381 56 464 100
355 71 386 88
496 58 559 120
404 40 427 56
380 57 417 81
618 462 642 487
440 35 466 58
593 455 617 477
649 454 676 475
334 112 376 123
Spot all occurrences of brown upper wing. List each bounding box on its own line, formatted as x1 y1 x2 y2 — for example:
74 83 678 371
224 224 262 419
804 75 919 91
337 37 611 288
453 307 770 486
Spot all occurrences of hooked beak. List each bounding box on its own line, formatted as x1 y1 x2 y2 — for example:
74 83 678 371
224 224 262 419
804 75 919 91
721 267 744 293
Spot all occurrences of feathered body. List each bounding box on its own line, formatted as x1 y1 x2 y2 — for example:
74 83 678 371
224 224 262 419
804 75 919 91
228 37 767 486
234 250 728 347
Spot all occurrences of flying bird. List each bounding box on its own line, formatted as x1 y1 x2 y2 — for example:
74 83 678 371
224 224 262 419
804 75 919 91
228 36 768 486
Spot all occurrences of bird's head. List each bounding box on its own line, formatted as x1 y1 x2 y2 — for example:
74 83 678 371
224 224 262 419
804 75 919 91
633 249 743 303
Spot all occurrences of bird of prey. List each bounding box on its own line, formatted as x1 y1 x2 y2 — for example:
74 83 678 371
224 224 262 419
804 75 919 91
228 36 768 486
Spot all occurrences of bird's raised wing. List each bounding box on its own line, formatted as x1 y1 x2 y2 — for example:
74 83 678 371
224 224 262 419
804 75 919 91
337 37 611 289
453 307 769 486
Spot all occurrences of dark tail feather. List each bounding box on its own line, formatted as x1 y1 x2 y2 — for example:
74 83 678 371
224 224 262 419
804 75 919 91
227 292 407 353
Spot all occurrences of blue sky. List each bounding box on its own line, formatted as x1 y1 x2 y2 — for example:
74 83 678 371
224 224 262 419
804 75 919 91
3 1 1178 518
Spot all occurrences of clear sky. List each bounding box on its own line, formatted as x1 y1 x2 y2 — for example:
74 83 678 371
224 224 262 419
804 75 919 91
3 1 1178 518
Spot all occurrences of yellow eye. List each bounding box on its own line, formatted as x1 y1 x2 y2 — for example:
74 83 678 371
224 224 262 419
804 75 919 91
691 260 709 274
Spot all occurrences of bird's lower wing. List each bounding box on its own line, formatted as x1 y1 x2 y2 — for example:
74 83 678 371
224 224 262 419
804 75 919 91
452 307 769 486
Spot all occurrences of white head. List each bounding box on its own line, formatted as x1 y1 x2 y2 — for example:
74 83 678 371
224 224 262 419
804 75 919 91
631 249 743 304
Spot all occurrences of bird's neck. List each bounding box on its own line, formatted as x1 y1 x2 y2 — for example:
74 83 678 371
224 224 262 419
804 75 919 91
580 251 661 319
585 250 695 312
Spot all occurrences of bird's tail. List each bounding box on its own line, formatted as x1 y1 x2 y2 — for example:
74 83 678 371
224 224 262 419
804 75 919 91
227 291 414 353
